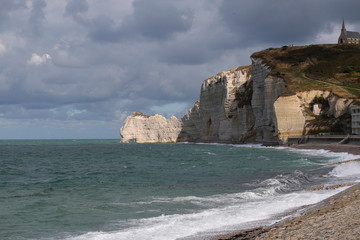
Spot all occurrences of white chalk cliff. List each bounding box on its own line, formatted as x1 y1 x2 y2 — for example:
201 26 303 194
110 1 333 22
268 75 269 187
121 66 255 143
120 55 355 144
274 91 352 142
120 113 182 143
178 66 254 143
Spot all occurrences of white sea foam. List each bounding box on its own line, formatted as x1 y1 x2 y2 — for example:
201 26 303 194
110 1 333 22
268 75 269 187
275 147 360 163
64 188 347 240
118 171 309 209
185 142 360 164
204 151 217 155
257 155 271 160
329 161 360 178
190 142 264 148
121 190 272 209
226 143 360 163
231 143 265 148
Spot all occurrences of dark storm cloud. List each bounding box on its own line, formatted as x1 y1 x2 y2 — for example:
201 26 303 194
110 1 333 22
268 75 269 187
159 40 209 65
65 0 88 17
0 0 25 20
0 0 26 31
87 15 124 42
157 25 241 65
219 0 360 46
131 0 193 40
64 0 89 28
29 0 46 35
87 0 193 42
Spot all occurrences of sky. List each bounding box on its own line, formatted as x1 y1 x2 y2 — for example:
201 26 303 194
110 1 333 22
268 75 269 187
1 0 360 139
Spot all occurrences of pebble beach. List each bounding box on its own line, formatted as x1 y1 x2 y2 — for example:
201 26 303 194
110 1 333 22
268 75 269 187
214 144 360 240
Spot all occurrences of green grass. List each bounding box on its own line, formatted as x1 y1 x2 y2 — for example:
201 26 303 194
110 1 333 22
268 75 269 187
251 44 360 99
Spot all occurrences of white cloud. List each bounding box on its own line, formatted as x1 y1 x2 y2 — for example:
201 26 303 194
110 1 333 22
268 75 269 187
0 33 26 50
0 42 6 55
27 53 52 65
66 108 87 118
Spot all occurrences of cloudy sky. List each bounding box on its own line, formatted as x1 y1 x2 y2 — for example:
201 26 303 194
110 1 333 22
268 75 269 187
1 0 360 139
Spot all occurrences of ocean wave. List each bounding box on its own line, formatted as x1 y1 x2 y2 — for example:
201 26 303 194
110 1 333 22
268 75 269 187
276 147 360 163
184 142 360 164
117 193 253 208
329 161 360 178
63 188 346 240
246 170 312 192
231 143 266 148
186 142 265 148
117 170 314 211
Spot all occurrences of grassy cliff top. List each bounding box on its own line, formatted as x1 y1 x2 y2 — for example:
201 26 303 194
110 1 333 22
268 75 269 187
205 65 252 81
251 44 360 99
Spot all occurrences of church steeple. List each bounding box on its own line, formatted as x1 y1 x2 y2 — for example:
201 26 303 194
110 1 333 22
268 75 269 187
338 18 360 44
342 18 346 32
338 18 348 44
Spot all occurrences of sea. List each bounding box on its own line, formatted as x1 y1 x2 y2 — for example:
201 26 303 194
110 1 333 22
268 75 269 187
1 139 360 240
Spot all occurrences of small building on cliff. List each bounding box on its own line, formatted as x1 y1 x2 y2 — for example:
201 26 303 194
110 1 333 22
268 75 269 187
338 20 360 44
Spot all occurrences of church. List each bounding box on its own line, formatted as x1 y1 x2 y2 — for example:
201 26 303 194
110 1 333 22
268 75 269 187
338 20 360 44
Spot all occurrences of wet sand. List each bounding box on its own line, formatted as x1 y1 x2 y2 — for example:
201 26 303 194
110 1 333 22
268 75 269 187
213 144 360 240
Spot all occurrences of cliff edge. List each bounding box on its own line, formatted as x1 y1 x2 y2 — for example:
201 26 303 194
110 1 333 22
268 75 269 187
120 44 360 144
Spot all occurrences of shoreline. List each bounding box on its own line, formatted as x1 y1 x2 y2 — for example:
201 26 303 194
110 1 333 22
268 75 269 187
212 143 360 240
288 143 360 155
213 183 360 240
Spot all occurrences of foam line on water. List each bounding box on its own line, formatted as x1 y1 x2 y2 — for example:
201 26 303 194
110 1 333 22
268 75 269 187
274 147 360 181
272 146 360 163
115 189 274 209
181 142 360 163
329 161 360 178
63 187 347 240
185 142 264 148
114 170 313 210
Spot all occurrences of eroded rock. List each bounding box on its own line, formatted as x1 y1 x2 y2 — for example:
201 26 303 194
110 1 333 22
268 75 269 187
120 57 356 144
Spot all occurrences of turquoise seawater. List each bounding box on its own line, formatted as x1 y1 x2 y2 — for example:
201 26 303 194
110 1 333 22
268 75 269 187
1 140 359 240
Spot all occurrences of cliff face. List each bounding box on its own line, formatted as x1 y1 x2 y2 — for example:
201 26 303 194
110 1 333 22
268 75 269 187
250 58 354 143
120 45 359 144
121 67 254 143
274 91 353 142
178 66 254 143
120 113 182 143
251 58 285 142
